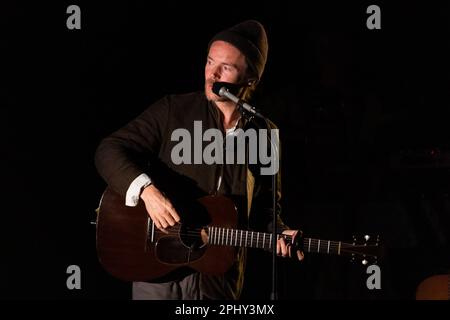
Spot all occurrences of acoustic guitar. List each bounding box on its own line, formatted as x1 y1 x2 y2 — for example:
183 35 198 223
96 187 380 282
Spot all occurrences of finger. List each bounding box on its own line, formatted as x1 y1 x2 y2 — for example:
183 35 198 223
160 209 177 227
149 213 164 231
290 230 299 243
276 240 281 255
155 218 169 233
158 226 169 234
150 211 169 231
164 201 181 223
297 250 304 261
279 238 288 257
164 198 180 223
158 215 170 229
149 199 176 227
144 201 170 232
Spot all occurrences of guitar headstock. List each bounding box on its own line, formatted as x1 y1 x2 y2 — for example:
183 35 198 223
341 234 381 265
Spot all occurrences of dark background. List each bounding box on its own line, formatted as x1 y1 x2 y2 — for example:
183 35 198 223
3 1 449 300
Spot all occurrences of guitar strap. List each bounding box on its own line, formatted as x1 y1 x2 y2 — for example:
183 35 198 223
246 167 255 220
245 127 255 222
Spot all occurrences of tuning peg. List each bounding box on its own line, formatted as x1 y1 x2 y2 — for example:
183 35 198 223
362 259 368 265
364 235 370 241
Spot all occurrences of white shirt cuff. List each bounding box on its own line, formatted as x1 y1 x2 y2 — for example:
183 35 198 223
125 173 152 207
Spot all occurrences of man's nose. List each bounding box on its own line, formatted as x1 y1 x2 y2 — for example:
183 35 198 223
212 66 221 80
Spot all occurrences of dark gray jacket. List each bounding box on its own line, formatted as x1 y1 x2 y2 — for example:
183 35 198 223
95 91 288 298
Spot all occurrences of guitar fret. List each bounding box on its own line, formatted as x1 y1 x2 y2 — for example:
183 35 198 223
226 229 229 246
216 227 219 246
251 232 254 248
221 228 224 245
245 231 248 247
256 233 259 248
210 227 213 245
235 230 238 246
263 233 265 249
240 230 243 247
338 241 341 255
318 239 321 253
327 240 330 254
231 229 234 246
308 238 311 252
209 227 213 245
270 233 272 249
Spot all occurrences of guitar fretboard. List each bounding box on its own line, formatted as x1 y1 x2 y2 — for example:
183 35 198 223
208 227 343 255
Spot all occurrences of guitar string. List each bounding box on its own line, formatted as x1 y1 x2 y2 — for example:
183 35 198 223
151 229 350 250
152 228 348 246
149 234 346 253
149 231 372 257
151 226 365 249
149 234 355 254
154 226 364 246
153 228 347 244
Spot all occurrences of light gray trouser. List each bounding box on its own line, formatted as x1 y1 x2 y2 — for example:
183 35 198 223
132 272 238 300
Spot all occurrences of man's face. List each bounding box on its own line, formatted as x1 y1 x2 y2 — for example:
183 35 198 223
204 40 248 102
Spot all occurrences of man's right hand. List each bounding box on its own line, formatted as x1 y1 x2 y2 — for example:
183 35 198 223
140 185 181 232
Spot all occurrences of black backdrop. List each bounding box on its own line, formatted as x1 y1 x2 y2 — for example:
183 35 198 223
3 1 450 300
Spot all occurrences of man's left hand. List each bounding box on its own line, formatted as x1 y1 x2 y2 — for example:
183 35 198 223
277 230 304 261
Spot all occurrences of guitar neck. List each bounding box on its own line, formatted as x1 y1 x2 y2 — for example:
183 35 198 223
208 227 345 256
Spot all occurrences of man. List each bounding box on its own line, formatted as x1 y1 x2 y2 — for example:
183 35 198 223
95 20 303 300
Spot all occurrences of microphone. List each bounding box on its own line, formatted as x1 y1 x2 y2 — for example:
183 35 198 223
212 82 264 118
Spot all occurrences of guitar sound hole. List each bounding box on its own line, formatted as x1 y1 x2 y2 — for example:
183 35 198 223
179 225 206 249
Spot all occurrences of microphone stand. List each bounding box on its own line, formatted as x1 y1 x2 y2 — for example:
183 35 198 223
236 101 279 301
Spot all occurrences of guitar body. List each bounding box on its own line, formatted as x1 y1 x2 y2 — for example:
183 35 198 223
96 187 237 282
